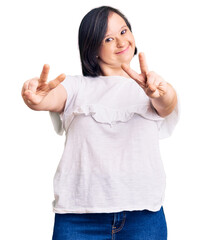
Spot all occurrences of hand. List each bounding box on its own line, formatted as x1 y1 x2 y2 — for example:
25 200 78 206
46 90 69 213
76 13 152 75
21 64 66 106
121 52 168 98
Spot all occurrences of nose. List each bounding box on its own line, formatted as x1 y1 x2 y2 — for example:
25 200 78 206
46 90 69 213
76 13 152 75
116 37 125 48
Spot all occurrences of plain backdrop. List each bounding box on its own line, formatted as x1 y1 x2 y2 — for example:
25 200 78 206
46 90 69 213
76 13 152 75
0 0 201 239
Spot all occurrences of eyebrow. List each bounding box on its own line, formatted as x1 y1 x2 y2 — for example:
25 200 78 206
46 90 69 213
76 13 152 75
104 25 127 38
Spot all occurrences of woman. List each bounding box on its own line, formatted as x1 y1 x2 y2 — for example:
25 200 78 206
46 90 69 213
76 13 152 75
21 6 179 240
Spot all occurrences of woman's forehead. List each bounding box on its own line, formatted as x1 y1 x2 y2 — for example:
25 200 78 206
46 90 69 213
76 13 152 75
106 12 127 35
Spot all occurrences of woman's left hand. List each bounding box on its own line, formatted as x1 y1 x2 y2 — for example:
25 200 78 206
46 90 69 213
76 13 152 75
121 52 168 99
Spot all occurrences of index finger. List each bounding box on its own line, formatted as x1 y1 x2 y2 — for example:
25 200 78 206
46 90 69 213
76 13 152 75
39 64 50 83
139 52 149 75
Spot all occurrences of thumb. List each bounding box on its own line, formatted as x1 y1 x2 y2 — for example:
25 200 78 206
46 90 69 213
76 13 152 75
23 90 42 105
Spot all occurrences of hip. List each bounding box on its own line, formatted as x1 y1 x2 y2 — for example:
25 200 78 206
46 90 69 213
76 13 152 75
52 206 167 240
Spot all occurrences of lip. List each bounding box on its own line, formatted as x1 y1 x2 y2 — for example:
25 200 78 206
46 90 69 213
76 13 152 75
116 45 130 54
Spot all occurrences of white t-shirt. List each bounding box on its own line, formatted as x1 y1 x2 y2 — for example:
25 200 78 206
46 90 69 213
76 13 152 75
50 75 179 214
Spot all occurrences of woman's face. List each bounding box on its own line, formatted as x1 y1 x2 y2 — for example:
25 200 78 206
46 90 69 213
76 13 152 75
98 12 136 74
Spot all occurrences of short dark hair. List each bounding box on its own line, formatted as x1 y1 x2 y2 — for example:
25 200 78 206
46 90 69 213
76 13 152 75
78 6 137 77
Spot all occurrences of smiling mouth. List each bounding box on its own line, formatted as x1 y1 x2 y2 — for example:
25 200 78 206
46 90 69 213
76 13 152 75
116 46 130 54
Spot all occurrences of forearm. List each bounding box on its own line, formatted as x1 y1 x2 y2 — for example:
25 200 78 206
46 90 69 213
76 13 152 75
151 83 178 117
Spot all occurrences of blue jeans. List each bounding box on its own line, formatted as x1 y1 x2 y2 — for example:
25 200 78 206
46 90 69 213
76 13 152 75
52 206 167 240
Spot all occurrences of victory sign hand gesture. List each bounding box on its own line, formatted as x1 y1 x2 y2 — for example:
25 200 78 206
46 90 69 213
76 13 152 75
22 64 66 107
122 52 168 99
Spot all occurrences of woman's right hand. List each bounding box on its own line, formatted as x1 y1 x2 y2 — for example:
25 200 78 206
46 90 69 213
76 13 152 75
21 64 66 108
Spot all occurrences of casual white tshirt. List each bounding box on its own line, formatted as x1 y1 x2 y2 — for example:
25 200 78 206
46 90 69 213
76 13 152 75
50 75 179 214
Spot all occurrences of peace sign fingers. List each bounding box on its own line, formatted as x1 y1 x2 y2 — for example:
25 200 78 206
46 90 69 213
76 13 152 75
38 64 66 90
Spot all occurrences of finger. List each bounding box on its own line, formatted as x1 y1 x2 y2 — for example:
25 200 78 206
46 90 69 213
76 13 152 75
146 72 155 86
147 84 156 92
146 73 156 92
48 73 66 90
39 64 50 83
139 52 149 75
21 78 38 96
156 81 168 96
28 79 39 93
22 90 36 104
23 90 41 105
145 88 159 98
121 64 146 88
158 81 167 91
22 80 29 95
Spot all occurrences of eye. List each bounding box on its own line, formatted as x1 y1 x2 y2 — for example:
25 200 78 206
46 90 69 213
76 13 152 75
105 37 113 43
121 29 127 35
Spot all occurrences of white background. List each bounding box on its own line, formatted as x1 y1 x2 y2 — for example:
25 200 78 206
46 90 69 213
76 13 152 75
0 0 201 239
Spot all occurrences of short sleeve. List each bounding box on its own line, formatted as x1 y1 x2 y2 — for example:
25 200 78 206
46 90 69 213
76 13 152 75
157 93 180 139
49 75 82 135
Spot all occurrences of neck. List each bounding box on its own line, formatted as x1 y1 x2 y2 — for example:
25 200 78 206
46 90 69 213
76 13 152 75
99 63 131 78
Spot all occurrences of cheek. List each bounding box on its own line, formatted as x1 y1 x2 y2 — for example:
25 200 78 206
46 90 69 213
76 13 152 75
127 32 135 45
99 45 114 58
129 37 136 53
130 35 135 45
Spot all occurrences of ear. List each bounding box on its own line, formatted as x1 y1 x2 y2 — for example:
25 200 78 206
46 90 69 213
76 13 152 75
134 47 138 55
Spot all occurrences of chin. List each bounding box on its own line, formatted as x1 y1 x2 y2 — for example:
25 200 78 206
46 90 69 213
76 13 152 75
121 55 133 65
